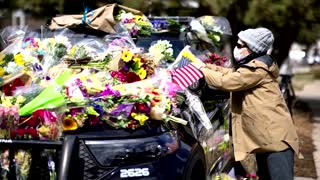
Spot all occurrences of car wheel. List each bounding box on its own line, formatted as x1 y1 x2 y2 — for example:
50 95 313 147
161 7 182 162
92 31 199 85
182 145 206 180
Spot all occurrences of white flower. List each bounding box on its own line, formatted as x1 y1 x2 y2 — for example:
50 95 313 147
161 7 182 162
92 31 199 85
164 48 173 56
4 62 23 74
118 12 135 22
149 40 173 54
55 35 72 49
223 134 230 142
21 51 38 64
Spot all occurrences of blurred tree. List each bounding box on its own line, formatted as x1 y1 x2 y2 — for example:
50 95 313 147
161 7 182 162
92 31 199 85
199 0 320 65
10 0 64 17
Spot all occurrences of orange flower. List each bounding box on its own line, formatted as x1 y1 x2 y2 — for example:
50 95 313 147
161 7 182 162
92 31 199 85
62 115 78 131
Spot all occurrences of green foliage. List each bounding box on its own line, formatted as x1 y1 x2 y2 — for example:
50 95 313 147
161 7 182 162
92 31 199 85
167 19 182 33
11 0 64 17
54 43 67 59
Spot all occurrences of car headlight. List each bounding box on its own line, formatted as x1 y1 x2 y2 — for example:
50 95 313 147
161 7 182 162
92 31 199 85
84 131 179 167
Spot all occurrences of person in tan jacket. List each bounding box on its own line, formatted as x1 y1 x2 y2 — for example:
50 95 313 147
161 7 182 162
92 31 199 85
193 27 300 180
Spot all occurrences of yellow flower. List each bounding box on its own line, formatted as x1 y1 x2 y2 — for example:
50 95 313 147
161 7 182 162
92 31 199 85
69 46 77 57
0 53 5 66
203 16 214 26
62 115 78 131
134 15 143 22
133 57 141 62
131 112 149 125
138 68 147 79
38 125 50 137
16 95 26 106
0 67 4 77
121 50 133 62
49 38 56 44
2 98 12 107
14 53 25 66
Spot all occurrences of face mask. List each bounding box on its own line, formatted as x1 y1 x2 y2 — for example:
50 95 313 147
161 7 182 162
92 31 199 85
233 47 247 62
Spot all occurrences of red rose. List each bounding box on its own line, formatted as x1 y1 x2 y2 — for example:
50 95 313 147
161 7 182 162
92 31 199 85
24 116 41 128
27 128 38 138
10 130 17 138
135 102 150 113
89 115 99 126
15 129 26 137
12 78 25 87
126 72 141 83
2 84 13 96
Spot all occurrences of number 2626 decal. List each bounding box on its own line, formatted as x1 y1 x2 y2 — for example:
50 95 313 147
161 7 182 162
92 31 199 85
120 168 150 178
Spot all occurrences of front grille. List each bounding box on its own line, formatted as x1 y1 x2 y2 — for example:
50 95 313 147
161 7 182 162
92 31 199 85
78 140 115 180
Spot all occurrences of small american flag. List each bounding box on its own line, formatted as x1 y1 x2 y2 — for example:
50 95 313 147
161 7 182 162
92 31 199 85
171 63 204 90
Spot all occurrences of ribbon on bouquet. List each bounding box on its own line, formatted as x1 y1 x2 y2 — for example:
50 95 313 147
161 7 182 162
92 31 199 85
82 2 94 26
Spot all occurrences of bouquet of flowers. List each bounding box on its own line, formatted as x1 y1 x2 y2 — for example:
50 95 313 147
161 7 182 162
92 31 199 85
38 36 70 73
0 53 25 81
148 40 174 63
116 10 153 37
110 49 155 83
0 95 24 138
202 52 228 67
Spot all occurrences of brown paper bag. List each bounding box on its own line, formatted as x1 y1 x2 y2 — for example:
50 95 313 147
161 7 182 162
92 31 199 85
106 52 125 71
49 3 144 34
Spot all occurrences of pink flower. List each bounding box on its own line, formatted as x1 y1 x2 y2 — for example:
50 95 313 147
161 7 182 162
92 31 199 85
8 105 18 116
0 107 5 117
3 107 10 117
32 109 57 125
165 81 181 96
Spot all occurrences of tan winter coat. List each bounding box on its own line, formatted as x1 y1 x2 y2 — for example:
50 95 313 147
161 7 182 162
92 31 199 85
200 59 300 161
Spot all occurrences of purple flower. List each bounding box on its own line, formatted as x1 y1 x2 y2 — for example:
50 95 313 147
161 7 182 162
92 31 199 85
130 27 138 36
120 65 129 72
33 63 43 71
69 107 85 116
109 103 134 118
101 85 121 97
75 78 82 86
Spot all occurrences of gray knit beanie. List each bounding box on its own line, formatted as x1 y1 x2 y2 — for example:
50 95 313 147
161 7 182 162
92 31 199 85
238 27 274 54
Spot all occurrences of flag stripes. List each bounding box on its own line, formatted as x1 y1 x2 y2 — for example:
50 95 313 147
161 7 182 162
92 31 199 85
171 64 203 89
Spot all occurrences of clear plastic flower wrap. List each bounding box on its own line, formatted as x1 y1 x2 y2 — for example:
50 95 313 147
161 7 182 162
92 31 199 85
39 33 71 74
69 38 107 59
0 26 27 49
103 24 136 52
13 84 44 107
18 70 73 116
196 16 232 36
185 90 213 131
